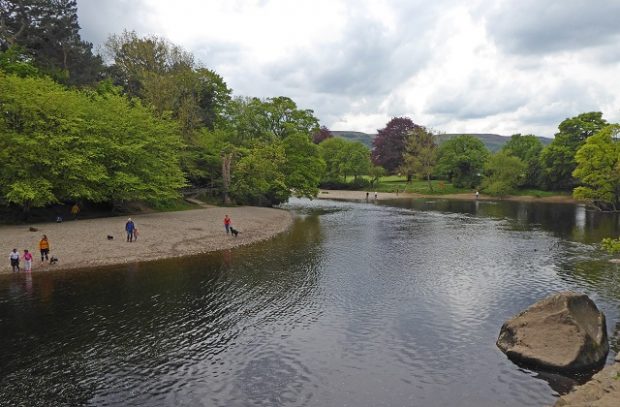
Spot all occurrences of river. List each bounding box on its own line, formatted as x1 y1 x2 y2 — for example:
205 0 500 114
1 197 619 406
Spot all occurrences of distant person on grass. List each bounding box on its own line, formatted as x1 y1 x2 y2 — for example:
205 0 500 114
39 235 50 261
224 215 231 234
125 218 135 242
9 249 20 272
23 249 33 272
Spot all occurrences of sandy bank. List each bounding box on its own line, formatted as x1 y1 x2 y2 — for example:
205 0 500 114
554 357 620 407
318 189 579 204
0 206 292 274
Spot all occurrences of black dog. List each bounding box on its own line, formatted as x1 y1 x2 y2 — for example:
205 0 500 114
49 256 59 265
107 235 114 240
230 226 239 237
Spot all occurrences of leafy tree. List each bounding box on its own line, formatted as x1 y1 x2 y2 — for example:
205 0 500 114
400 126 437 191
573 125 620 211
283 133 325 198
481 151 526 197
371 117 419 173
230 143 289 206
0 46 38 77
540 112 607 190
319 137 370 181
0 71 186 211
501 134 543 188
368 165 387 187
435 135 489 188
312 125 332 144
0 0 104 85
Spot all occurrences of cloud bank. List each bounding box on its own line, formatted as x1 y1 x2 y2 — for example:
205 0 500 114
77 0 620 137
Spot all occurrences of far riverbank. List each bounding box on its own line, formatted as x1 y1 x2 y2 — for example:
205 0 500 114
318 189 579 204
0 206 292 274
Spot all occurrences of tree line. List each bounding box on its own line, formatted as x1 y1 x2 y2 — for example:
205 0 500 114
366 113 619 211
0 0 334 214
1 1 618 215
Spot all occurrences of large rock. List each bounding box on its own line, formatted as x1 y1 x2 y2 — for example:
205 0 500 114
497 292 608 372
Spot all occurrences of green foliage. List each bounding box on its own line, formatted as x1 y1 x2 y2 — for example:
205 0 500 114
0 46 39 77
573 125 620 211
435 135 489 188
0 0 104 85
601 238 620 255
481 152 527 196
400 126 437 190
230 143 289 206
501 134 543 188
540 112 607 190
283 133 325 198
319 138 371 181
0 72 186 209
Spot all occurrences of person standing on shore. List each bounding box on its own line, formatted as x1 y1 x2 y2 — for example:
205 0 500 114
224 215 231 234
125 218 135 242
475 190 480 200
9 249 20 272
23 249 33 272
71 203 80 220
374 191 378 200
39 235 50 261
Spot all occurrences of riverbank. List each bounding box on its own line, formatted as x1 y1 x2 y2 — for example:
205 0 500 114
318 189 579 204
554 356 620 406
0 206 292 274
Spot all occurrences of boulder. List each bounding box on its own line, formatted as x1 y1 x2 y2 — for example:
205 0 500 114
497 292 608 372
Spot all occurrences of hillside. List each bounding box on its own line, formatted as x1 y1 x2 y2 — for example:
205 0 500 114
330 131 375 148
332 131 552 152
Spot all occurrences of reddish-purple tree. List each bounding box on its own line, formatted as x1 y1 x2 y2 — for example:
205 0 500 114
371 117 419 173
312 126 333 144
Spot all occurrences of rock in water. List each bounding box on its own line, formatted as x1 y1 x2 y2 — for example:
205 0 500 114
497 292 608 372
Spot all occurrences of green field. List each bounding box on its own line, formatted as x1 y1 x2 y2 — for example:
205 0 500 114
361 176 470 195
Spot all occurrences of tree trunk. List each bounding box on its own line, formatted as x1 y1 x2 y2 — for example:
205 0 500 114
222 153 232 204
427 173 433 192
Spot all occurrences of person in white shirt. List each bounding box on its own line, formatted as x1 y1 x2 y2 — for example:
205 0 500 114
9 249 20 272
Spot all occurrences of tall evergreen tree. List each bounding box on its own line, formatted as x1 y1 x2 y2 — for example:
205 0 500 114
0 0 103 85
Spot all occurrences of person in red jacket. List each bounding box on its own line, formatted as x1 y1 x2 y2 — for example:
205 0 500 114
224 215 231 234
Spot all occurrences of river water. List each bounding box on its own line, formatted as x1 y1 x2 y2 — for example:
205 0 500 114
1 198 619 406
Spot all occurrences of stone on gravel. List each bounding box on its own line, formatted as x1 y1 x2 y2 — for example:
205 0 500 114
497 292 608 372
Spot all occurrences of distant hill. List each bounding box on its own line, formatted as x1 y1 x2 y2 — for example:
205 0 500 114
332 131 552 152
330 131 375 148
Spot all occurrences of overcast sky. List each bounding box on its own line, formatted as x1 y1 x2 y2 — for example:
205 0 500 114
76 0 620 137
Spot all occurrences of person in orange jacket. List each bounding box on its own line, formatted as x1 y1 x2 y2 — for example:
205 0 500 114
39 235 50 261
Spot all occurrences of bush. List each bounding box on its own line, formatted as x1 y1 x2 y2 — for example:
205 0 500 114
319 178 371 190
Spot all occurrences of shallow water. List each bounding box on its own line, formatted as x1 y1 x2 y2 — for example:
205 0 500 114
1 198 619 406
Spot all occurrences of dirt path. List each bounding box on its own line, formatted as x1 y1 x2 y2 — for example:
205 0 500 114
0 206 292 274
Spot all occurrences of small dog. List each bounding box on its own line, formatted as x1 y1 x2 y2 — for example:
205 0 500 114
107 235 114 240
49 256 59 265
230 226 239 237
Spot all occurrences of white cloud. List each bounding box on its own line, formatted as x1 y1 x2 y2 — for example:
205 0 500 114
77 0 620 137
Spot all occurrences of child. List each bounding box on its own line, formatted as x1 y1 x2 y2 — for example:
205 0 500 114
9 249 20 272
23 249 33 272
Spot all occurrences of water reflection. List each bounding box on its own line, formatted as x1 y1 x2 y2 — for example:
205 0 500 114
0 198 618 407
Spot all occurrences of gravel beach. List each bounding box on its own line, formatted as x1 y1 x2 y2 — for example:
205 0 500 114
0 206 292 274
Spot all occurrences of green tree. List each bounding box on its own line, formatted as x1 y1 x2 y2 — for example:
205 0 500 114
501 134 543 188
0 71 186 211
230 143 289 206
481 151 527 196
0 0 104 85
319 137 370 182
400 126 437 191
283 133 325 198
572 125 620 211
435 135 489 188
540 112 607 190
